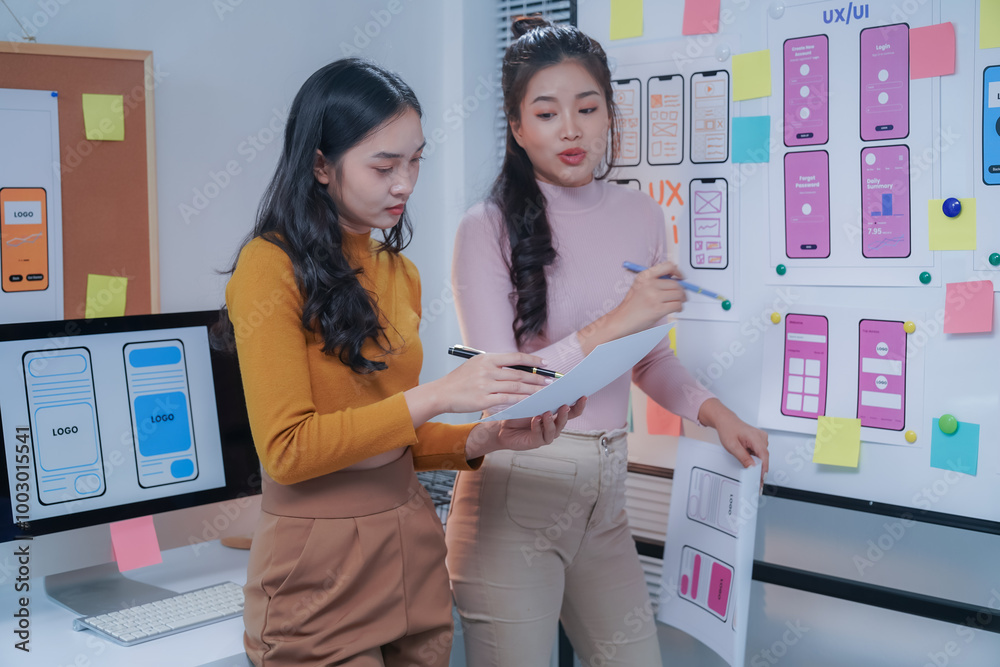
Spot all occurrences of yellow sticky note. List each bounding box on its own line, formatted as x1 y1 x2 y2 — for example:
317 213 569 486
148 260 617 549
668 326 677 353
610 0 643 40
732 50 771 101
813 417 861 468
928 199 976 250
85 274 128 318
82 94 125 141
981 0 1000 50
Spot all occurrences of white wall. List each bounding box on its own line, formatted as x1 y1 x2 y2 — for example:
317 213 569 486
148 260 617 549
577 1 1000 665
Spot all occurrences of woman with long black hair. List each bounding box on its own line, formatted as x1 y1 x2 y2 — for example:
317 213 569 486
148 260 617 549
446 18 769 665
224 58 583 666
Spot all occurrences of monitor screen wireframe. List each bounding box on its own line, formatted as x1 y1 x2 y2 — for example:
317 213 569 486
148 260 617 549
0 310 260 614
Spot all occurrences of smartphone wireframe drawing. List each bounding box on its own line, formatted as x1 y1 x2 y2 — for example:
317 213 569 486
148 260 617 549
784 150 830 259
647 74 684 165
861 144 910 258
678 545 734 622
612 78 641 167
860 23 909 141
857 319 906 431
689 178 728 269
1 187 48 292
781 314 828 419
690 70 729 163
783 34 829 147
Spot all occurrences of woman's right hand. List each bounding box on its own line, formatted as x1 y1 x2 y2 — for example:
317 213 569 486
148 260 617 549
404 352 550 426
578 261 686 355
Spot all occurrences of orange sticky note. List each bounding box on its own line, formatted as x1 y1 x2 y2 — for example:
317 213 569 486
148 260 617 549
110 516 162 572
683 0 720 36
944 281 995 333
647 397 682 435
910 23 955 79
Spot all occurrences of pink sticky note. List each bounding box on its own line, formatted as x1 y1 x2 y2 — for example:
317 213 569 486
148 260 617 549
910 23 955 79
110 516 162 572
647 397 682 436
944 281 995 334
683 0 720 36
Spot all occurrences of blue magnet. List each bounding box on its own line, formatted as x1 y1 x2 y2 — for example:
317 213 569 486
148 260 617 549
942 197 962 218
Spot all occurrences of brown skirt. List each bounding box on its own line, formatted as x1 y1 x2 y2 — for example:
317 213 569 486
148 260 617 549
243 451 453 666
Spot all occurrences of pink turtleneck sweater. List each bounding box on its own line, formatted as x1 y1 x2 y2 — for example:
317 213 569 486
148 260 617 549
452 178 715 431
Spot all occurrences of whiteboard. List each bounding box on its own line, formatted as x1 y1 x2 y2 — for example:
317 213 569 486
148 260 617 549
605 0 1000 528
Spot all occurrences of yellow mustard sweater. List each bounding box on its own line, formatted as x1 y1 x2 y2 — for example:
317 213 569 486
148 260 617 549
225 232 478 485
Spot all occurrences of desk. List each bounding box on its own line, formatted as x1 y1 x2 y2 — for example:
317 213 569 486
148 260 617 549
0 540 252 667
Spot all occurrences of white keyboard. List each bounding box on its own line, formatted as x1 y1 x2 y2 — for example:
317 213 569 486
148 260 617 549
72 581 244 647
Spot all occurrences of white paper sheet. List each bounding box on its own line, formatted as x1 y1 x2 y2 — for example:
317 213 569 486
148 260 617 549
479 323 673 422
657 437 760 667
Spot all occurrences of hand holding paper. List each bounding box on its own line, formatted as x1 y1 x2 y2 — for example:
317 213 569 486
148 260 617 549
481 324 673 422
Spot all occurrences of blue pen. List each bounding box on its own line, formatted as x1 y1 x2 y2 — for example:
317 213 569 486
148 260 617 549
622 262 730 303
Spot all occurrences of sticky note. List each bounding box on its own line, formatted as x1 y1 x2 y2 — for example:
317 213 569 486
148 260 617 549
982 0 1000 50
928 199 976 250
85 274 128 318
683 0 720 36
82 94 125 141
910 23 955 79
647 397 682 435
930 418 979 475
732 116 770 163
732 50 771 101
610 0 643 40
813 417 861 468
944 281 994 333
110 516 162 572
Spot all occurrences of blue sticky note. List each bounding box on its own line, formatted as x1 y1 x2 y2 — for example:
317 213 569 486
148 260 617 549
930 418 979 476
732 116 771 163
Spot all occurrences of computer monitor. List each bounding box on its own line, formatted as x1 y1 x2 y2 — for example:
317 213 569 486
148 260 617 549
0 310 260 614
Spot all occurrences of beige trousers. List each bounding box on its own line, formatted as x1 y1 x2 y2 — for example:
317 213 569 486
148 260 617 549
446 430 661 667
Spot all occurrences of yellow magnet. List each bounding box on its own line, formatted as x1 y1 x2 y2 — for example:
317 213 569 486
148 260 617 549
903 321 916 334
770 312 781 324
904 430 917 443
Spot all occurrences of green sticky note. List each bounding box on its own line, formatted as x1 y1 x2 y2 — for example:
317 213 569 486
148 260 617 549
732 50 771 101
813 417 861 468
732 116 770 163
85 274 128 318
610 0 643 40
82 94 125 141
928 199 976 250
982 0 1000 49
930 418 979 475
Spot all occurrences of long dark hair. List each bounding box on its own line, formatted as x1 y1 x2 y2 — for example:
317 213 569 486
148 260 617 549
492 16 618 347
216 58 421 374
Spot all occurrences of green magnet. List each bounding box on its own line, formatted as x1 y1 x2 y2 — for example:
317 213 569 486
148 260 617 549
989 253 1000 267
919 271 932 285
721 300 732 310
776 264 787 276
938 414 958 435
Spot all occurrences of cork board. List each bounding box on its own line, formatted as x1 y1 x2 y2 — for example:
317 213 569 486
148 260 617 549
0 42 159 316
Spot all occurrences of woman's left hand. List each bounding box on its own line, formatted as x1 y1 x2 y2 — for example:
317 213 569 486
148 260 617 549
465 397 587 460
697 398 769 484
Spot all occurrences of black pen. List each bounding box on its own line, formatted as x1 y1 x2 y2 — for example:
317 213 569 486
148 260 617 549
447 344 564 379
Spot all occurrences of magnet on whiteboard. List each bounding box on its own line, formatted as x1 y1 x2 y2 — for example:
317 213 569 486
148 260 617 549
721 300 732 310
919 271 932 284
770 312 781 324
714 44 731 62
768 1 785 19
904 430 917 443
903 321 916 334
776 264 787 276
942 197 962 218
989 252 1000 267
938 414 958 435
